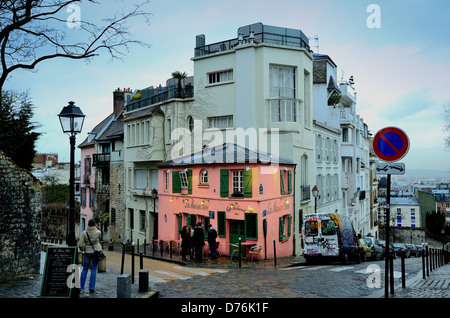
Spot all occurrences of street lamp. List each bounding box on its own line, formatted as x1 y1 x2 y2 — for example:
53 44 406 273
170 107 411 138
58 101 85 247
312 185 319 213
151 188 158 241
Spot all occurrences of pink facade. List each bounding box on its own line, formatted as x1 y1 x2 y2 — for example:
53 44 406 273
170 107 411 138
79 145 95 231
158 147 295 259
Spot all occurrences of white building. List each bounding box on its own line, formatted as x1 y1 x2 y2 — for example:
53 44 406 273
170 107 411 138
312 53 341 215
338 77 371 236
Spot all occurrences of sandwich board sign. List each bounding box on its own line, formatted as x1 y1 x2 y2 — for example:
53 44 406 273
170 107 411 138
372 127 409 162
40 246 77 298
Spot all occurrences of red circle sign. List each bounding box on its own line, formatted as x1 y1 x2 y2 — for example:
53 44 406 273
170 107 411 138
373 127 409 162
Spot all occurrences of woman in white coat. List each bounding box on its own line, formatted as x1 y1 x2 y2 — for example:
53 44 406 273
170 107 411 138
77 219 102 293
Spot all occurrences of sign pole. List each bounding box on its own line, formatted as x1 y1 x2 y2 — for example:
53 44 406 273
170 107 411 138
385 173 391 298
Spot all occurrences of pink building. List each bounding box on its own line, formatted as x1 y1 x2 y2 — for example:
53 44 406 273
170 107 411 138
158 144 295 259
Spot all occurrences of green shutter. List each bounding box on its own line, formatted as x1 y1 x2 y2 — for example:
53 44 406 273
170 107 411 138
172 171 181 193
204 216 210 240
188 214 196 227
243 169 252 198
280 171 285 195
178 213 182 233
288 214 292 237
279 216 284 241
188 170 192 194
288 170 292 194
220 169 229 197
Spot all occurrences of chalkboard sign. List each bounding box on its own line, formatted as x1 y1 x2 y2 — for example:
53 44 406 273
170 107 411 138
40 246 77 298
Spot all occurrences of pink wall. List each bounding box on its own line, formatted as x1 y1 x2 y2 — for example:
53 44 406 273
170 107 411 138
80 145 95 224
158 163 295 259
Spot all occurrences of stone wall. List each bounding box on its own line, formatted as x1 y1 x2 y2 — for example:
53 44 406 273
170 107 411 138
0 150 41 277
109 162 125 243
379 226 444 248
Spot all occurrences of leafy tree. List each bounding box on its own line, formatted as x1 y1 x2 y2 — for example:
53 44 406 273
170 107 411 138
172 71 187 97
0 90 40 170
0 0 152 97
41 175 70 204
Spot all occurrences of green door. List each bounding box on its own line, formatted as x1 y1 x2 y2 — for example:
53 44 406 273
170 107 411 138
229 220 246 254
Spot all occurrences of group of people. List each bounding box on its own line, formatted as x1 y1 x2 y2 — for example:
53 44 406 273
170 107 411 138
181 223 218 262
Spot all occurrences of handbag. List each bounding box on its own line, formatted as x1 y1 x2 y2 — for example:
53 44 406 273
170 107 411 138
86 231 106 262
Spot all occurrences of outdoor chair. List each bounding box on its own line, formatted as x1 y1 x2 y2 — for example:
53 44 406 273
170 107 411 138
246 245 263 263
229 243 240 261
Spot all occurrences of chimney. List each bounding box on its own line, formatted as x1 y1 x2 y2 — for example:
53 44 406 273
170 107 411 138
113 88 125 117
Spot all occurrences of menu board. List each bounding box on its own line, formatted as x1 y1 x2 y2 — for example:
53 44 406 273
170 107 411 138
40 246 77 298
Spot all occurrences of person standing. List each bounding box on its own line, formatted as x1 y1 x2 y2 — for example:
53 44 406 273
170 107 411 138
208 224 218 261
193 222 205 262
77 219 102 293
181 226 189 261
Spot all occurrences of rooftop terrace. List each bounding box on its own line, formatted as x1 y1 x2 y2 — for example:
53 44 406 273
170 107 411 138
194 22 311 57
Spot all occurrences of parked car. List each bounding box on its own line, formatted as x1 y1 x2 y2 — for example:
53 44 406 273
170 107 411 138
363 237 383 260
392 243 410 258
379 240 396 259
358 239 372 262
406 244 418 257
415 245 424 257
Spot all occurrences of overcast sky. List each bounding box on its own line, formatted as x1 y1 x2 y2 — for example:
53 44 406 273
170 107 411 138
4 0 450 172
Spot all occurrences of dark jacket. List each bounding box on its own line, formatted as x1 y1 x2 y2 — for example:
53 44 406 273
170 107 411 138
193 226 205 247
208 227 217 245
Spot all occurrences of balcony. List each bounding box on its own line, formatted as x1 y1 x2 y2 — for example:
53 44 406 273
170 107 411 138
93 153 110 167
194 23 311 57
126 86 194 112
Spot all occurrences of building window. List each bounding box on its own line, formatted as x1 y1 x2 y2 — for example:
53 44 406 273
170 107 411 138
179 171 189 189
232 170 243 194
111 208 116 225
164 170 169 192
200 169 208 184
208 69 233 84
208 115 233 128
279 214 292 241
135 168 147 189
269 65 297 123
140 210 146 231
188 116 194 132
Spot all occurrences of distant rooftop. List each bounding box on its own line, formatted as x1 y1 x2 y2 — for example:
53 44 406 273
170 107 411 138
194 22 311 57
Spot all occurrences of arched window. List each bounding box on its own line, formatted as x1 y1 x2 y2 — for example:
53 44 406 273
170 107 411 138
200 169 208 184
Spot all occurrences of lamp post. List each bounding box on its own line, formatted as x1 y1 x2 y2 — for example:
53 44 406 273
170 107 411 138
312 185 319 213
58 101 85 247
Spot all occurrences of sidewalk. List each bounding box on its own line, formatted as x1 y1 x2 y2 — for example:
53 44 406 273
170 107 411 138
367 263 450 298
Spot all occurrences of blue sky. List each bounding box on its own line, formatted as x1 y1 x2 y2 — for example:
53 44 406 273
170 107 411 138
4 0 450 172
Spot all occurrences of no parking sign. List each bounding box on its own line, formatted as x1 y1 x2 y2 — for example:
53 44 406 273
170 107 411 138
373 127 409 162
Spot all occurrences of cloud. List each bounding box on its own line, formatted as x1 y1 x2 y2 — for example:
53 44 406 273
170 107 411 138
381 88 435 120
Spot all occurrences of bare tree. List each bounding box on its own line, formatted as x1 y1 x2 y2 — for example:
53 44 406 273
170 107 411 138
0 0 152 96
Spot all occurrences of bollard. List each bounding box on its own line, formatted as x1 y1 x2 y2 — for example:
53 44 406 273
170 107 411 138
273 238 277 268
422 247 426 279
426 245 429 277
131 242 135 284
160 240 163 258
121 241 126 275
401 254 406 288
139 270 149 293
144 239 147 255
117 274 131 298
152 239 155 256
238 237 242 268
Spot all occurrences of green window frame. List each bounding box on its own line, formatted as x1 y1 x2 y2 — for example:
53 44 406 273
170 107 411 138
279 214 292 241
220 169 229 197
220 169 252 198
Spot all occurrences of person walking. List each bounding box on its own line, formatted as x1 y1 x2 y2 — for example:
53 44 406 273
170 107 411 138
181 226 189 261
193 222 205 262
77 219 102 293
188 226 194 260
208 224 218 261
